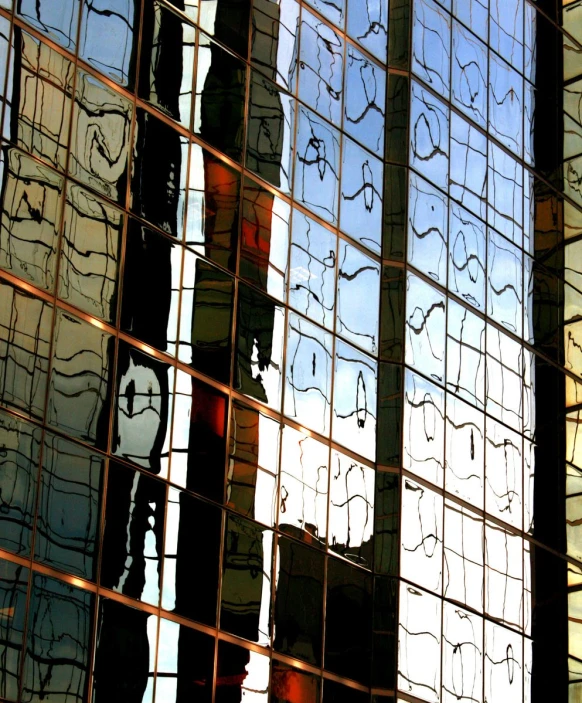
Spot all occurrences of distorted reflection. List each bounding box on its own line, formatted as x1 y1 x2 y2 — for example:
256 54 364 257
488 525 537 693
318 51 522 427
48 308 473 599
337 240 380 353
487 142 523 246
8 30 73 171
333 339 377 461
236 282 285 410
251 0 299 91
227 399 279 526
445 393 484 506
294 105 340 225
329 450 374 567
398 581 441 702
403 370 445 486
484 621 523 703
131 109 188 237
288 209 336 330
325 556 372 684
412 0 451 96
121 219 181 355
442 602 483 703
0 148 63 292
185 144 241 271
284 312 332 435
340 137 383 254
485 522 523 631
139 1 195 126
485 418 523 530
170 370 228 502
162 486 221 625
451 19 487 128
113 343 173 478
271 661 320 703
0 281 52 419
215 641 269 703
274 536 324 665
22 574 94 702
486 325 523 432
0 410 40 556
447 300 485 409
241 177 290 301
178 249 234 383
93 598 157 703
36 433 103 579
80 0 138 88
405 273 446 384
17 0 80 50
279 425 328 545
70 70 133 203
247 68 294 193
443 500 483 613
488 229 523 337
400 478 443 594
489 52 523 158
101 461 165 607
220 513 273 644
59 184 122 323
408 173 447 285
343 44 385 157
448 202 486 309
0 559 28 701
47 310 113 448
347 0 388 62
449 113 487 221
410 80 449 191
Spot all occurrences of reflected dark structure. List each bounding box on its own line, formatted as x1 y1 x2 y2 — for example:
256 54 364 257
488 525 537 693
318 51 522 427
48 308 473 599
0 0 578 701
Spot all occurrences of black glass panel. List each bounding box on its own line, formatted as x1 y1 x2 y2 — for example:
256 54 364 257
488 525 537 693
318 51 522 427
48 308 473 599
92 598 155 703
113 341 174 477
121 219 180 354
178 251 234 383
131 108 187 237
235 282 284 410
273 536 324 666
47 310 114 449
325 557 372 685
372 576 397 689
374 471 399 575
323 679 369 703
35 433 104 580
199 0 250 58
139 1 195 126
162 487 222 626
101 461 166 606
194 32 246 163
171 372 228 502
220 513 272 643
0 559 29 701
21 574 94 703
0 410 41 556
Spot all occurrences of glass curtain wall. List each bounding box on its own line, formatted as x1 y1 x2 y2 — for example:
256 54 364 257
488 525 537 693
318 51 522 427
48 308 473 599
0 0 579 702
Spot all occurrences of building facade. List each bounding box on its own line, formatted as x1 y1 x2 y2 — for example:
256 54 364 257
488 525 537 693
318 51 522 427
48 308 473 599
0 0 578 701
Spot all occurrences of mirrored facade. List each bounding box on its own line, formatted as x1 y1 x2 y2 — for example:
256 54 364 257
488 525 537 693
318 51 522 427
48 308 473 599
0 0 577 701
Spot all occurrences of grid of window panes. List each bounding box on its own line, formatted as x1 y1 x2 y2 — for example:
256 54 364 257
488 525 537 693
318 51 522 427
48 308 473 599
397 1 582 703
0 0 397 702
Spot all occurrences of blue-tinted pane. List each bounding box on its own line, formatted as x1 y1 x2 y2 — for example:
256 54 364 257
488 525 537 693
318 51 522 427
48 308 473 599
17 0 80 51
80 0 138 89
347 0 388 62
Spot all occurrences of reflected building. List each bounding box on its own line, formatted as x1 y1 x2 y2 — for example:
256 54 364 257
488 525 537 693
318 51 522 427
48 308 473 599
0 0 578 702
